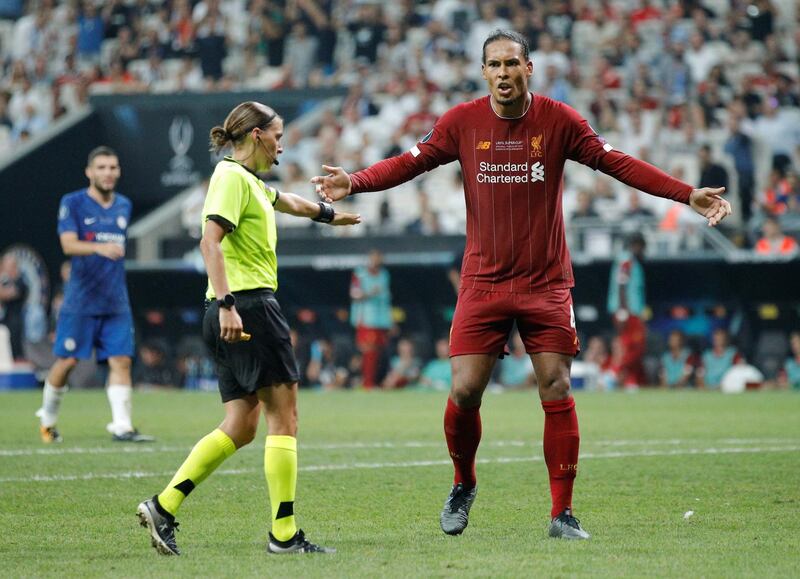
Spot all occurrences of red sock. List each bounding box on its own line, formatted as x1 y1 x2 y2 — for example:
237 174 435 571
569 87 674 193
361 349 379 389
541 396 580 518
443 398 481 489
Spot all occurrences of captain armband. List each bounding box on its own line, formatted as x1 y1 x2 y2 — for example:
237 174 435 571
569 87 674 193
312 201 335 223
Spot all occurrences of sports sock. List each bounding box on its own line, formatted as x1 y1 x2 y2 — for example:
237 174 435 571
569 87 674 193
541 396 580 518
361 349 379 389
265 435 298 542
39 381 67 428
106 384 133 434
157 428 236 516
443 397 481 489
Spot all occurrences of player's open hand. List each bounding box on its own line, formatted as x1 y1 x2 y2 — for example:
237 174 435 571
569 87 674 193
96 243 125 260
689 187 731 227
310 165 352 202
219 307 245 343
331 211 361 226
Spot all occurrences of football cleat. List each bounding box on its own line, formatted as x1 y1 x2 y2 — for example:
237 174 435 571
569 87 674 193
440 483 477 535
548 508 591 540
137 496 180 555
39 425 63 444
267 530 335 554
112 428 155 443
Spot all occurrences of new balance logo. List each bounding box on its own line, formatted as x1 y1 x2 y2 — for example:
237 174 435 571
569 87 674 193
476 141 491 150
530 162 545 182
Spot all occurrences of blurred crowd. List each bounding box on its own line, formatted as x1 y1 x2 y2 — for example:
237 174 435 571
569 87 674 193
2 0 800 248
2 246 798 392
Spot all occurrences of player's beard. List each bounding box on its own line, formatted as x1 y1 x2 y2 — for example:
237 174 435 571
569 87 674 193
92 180 115 197
494 87 523 107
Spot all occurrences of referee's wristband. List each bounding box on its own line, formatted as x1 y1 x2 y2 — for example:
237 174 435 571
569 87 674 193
312 201 335 223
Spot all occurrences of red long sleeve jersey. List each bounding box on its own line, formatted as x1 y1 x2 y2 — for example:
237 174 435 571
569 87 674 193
350 94 693 293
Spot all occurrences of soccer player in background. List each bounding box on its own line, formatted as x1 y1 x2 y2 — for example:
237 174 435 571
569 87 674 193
350 248 392 388
36 146 153 443
312 30 732 539
137 101 360 556
607 231 648 390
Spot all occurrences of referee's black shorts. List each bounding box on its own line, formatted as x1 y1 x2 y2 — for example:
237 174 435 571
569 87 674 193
202 288 300 402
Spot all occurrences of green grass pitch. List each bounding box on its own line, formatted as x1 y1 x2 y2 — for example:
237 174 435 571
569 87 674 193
1 389 798 577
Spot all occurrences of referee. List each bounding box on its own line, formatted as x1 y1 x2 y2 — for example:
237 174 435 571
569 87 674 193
137 101 360 556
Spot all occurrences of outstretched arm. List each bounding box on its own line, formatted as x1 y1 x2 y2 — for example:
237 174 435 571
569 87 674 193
275 192 361 225
597 154 732 226
311 151 431 202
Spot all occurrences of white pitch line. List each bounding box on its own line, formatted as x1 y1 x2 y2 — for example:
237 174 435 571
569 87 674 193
0 445 797 484
1 437 798 458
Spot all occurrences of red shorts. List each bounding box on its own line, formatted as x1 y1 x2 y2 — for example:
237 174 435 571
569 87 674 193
449 287 579 357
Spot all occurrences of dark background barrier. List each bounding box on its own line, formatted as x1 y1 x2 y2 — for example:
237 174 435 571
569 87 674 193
128 256 800 359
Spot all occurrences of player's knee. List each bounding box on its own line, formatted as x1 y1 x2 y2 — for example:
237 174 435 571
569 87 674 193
231 423 258 448
449 382 483 407
268 411 297 437
540 374 571 399
108 356 132 372
60 357 79 370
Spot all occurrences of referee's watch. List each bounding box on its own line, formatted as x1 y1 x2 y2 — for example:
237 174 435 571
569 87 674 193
218 293 236 310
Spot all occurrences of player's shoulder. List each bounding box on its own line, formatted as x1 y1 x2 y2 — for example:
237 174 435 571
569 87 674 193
115 193 133 208
60 188 87 205
213 158 252 183
442 96 489 121
534 94 583 123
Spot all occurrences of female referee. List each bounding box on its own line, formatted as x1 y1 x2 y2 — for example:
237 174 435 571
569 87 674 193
137 101 360 556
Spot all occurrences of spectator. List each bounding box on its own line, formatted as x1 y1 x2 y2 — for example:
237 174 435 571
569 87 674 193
350 249 392 389
76 0 105 62
347 3 386 64
283 21 318 89
623 190 656 221
724 114 756 222
659 330 695 388
697 144 729 192
382 337 421 389
754 216 799 256
133 339 179 388
751 97 800 175
570 190 599 223
697 328 741 389
306 337 349 390
419 338 452 391
759 169 793 216
499 332 535 389
195 4 227 84
778 331 800 391
0 251 28 360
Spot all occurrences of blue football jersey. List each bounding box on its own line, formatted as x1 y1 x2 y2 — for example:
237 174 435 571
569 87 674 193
57 189 132 315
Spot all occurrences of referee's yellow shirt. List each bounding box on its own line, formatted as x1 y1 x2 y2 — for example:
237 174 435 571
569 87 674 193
202 158 279 299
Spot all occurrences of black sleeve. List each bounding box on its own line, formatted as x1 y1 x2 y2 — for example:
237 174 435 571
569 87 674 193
206 214 236 233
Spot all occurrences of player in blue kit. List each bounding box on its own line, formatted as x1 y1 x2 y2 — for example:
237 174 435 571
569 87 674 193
36 146 153 443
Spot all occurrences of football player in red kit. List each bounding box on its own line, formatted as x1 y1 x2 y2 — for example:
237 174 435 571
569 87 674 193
312 30 731 539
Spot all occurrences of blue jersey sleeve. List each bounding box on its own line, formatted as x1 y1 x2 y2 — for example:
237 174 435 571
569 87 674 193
57 194 79 235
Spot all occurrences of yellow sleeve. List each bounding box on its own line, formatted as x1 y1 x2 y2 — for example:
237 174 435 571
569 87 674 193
265 185 279 206
203 167 250 229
